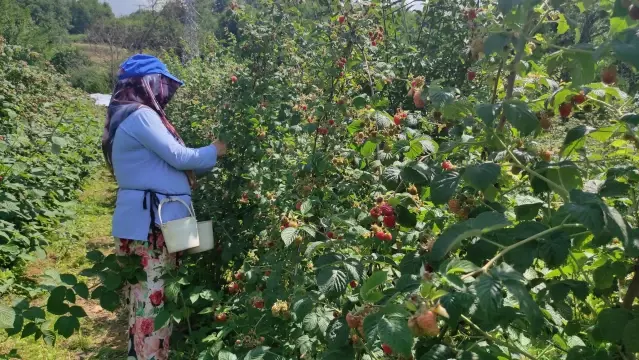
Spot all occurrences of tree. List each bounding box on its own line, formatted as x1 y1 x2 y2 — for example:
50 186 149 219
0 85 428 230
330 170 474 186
69 0 114 35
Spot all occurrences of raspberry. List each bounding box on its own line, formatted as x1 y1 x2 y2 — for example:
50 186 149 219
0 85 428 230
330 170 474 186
441 160 455 171
467 70 476 81
383 215 396 228
416 311 439 336
350 280 358 288
572 92 586 104
375 231 386 240
448 199 461 213
380 204 394 216
413 90 425 108
346 312 361 328
559 102 572 118
381 344 393 355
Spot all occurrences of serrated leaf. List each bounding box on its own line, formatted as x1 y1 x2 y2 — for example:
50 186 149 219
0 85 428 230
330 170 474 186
0 305 16 329
54 316 79 338
463 163 500 190
503 280 543 334
154 310 171 330
445 258 479 274
430 171 461 205
431 212 511 261
281 227 298 247
420 344 455 360
73 283 89 300
361 271 387 302
562 125 595 156
378 313 412 355
483 32 511 55
596 308 631 342
316 268 348 296
69 306 87 318
303 312 318 331
325 318 350 349
300 199 312 215
296 335 313 355
623 319 639 352
503 100 539 136
47 286 69 315
476 104 499 128
99 290 120 311
474 275 503 319
361 141 377 157
218 350 238 360
353 94 369 109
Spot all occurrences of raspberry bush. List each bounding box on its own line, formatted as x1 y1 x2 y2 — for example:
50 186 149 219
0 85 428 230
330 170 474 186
9 0 639 359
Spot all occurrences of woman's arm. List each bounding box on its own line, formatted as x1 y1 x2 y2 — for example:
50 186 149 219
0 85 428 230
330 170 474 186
119 108 217 172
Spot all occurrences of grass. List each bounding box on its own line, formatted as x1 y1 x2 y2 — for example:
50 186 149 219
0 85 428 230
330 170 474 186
0 168 128 360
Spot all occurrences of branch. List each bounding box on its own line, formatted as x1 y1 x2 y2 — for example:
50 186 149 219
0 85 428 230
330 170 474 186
623 262 639 310
462 224 583 279
461 315 540 360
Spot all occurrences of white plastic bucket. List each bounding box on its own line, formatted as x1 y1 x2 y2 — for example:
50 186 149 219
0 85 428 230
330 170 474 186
158 197 200 253
186 220 215 255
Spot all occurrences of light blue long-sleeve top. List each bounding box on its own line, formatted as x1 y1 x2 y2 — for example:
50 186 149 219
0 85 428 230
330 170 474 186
111 107 217 241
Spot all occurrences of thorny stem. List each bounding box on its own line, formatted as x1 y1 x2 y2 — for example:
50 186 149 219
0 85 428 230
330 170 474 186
462 224 583 279
461 315 540 360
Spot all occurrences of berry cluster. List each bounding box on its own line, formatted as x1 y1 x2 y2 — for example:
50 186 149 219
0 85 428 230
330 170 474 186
393 109 408 125
335 57 347 69
370 199 396 241
368 26 384 46
271 300 290 318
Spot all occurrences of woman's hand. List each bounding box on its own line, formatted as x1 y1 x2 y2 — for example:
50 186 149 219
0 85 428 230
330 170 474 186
213 140 227 157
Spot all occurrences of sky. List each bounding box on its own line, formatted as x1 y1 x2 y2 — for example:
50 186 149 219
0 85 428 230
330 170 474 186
103 0 162 17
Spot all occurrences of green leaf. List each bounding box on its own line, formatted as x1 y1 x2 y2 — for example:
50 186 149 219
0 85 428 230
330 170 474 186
99 290 121 311
360 141 377 157
47 286 69 315
503 280 543 334
463 163 500 190
296 335 313 355
360 271 387 303
316 268 348 296
474 275 503 319
429 171 461 205
557 14 570 34
445 258 479 274
353 94 369 109
431 212 511 261
514 195 544 221
476 104 499 128
155 310 171 330
103 271 122 291
396 206 417 228
303 312 318 332
300 199 312 215
428 83 456 109
420 344 455 360
596 308 631 342
22 307 46 321
378 312 412 355
503 100 539 136
60 274 77 286
73 283 89 300
69 306 87 318
483 32 511 55
400 162 431 185
538 232 570 267
0 305 16 329
623 319 639 352
593 265 614 289
562 125 595 156
86 250 104 262
325 318 350 349
281 227 298 247
218 350 238 360
53 316 80 338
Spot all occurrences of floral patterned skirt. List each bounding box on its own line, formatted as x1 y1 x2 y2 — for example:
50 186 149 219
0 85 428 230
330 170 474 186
116 226 177 360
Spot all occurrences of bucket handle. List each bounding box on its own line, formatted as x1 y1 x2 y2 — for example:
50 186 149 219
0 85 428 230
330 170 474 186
157 197 197 226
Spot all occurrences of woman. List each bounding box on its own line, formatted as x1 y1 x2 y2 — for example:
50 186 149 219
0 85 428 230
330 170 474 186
101 54 225 360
